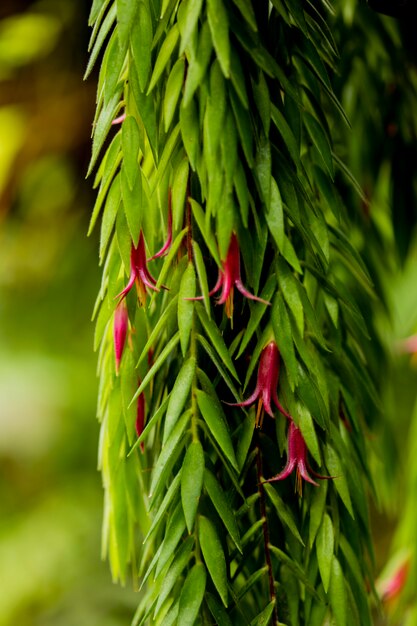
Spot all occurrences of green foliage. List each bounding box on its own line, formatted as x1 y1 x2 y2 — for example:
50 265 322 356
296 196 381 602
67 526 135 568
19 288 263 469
87 0 386 624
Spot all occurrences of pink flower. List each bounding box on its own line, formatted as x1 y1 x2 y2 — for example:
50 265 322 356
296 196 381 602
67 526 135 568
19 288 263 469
379 559 409 603
147 191 173 261
194 233 270 318
227 342 291 427
115 232 159 306
112 112 126 125
113 300 128 374
136 388 145 453
263 421 330 495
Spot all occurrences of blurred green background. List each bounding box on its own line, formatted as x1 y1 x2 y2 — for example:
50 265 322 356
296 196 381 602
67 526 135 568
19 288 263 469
0 1 137 624
1 1 417 625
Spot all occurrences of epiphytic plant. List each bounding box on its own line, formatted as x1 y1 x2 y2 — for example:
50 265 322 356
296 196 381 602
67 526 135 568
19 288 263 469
86 0 381 624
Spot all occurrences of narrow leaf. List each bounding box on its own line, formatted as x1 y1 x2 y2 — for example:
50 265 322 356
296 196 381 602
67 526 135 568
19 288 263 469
181 441 205 532
199 516 228 606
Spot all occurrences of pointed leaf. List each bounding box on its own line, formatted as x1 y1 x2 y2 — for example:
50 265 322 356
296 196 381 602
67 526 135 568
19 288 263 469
178 563 207 626
204 469 242 552
196 390 238 470
199 516 228 606
317 513 334 593
181 441 205 532
178 262 196 356
164 356 196 444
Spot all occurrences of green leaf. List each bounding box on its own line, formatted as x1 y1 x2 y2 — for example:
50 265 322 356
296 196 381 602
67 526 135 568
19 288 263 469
116 0 138 52
164 357 196 444
296 403 321 465
131 332 181 405
178 262 196 356
178 0 204 53
263 483 304 545
277 258 304 336
88 90 120 176
265 178 284 252
329 557 347 626
172 158 189 232
316 513 334 593
180 99 199 170
131 1 153 91
309 479 328 547
249 601 276 626
155 502 187 576
271 104 301 170
206 592 233 626
154 536 194 617
193 241 211 315
129 65 158 157
304 111 334 179
195 303 239 380
199 516 228 607
121 165 142 246
177 563 207 626
269 545 319 596
204 469 242 552
237 274 275 357
149 410 190 498
271 293 298 390
85 3 117 78
196 390 238 471
137 296 178 366
181 441 205 532
147 24 179 94
100 173 121 262
122 116 140 189
324 444 354 518
164 58 185 132
207 0 230 76
255 133 271 209
183 20 213 107
144 468 181 541
231 0 257 31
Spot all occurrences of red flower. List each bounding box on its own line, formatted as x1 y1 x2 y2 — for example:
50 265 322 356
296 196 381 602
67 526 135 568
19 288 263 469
113 300 128 374
263 420 329 495
228 342 291 427
194 233 270 318
379 559 409 603
115 232 159 306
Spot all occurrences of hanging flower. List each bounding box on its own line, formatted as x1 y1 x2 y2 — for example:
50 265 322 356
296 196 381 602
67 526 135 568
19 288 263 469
113 300 128 374
115 232 159 306
193 233 270 318
227 341 291 428
263 420 330 495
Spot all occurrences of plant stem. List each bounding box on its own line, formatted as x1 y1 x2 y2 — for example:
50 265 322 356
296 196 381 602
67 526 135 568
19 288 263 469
256 441 278 626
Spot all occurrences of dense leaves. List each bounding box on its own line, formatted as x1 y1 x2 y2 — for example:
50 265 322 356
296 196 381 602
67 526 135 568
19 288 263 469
88 0 383 624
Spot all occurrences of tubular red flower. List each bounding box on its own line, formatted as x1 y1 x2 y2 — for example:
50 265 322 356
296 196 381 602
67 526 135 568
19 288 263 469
227 342 291 427
113 300 128 374
191 233 270 318
263 421 330 495
115 232 159 306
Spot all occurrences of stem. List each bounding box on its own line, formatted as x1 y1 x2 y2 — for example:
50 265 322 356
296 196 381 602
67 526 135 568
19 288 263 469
256 440 278 626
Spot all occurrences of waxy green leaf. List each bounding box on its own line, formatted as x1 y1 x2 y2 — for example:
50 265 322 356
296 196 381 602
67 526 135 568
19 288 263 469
199 516 228 606
181 441 205 532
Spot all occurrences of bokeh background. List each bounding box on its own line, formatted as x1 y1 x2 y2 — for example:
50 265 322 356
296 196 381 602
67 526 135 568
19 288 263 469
1 0 417 625
0 1 137 624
